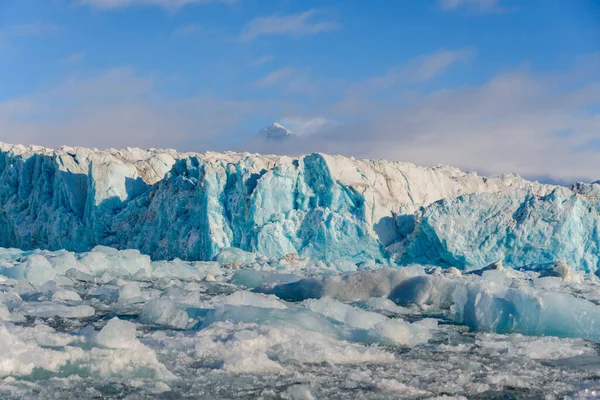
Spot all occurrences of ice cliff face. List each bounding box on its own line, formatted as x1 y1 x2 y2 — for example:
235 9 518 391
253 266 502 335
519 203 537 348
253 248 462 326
0 141 548 263
401 185 600 272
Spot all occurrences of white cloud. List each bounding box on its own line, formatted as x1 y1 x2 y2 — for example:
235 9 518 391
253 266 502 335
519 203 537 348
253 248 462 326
380 47 474 86
279 116 332 136
413 47 475 81
9 22 61 36
3 48 598 184
438 0 507 13
60 52 86 64
256 67 296 87
240 9 340 41
335 48 475 113
79 0 229 10
255 67 315 94
250 55 275 66
0 67 266 150
172 23 203 37
239 54 600 183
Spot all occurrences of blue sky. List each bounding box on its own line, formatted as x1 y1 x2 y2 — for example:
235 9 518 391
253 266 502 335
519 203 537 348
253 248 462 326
0 0 599 182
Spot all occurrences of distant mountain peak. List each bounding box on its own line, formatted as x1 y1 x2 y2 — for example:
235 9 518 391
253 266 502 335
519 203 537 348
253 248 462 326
259 122 294 140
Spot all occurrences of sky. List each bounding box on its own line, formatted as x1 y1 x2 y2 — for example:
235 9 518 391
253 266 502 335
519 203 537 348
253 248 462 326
0 0 599 183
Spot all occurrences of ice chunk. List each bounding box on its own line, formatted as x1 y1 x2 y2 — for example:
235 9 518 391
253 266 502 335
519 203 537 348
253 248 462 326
151 259 221 280
263 267 425 302
87 285 119 302
393 274 600 342
305 297 387 329
91 247 153 276
476 333 596 360
0 291 22 311
305 297 434 346
16 302 94 318
231 269 265 288
139 299 193 329
22 255 57 287
215 247 257 265
0 303 10 320
95 318 138 349
541 259 584 283
65 267 95 282
118 282 144 303
355 297 411 315
333 259 358 273
285 385 316 400
0 254 56 286
194 321 394 373
232 269 301 289
0 323 72 377
51 289 83 303
215 291 288 310
263 267 600 343
375 379 432 397
83 318 176 380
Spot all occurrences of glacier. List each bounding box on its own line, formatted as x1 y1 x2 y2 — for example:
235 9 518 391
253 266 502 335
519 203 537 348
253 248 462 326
0 141 551 264
401 185 600 272
2 141 600 398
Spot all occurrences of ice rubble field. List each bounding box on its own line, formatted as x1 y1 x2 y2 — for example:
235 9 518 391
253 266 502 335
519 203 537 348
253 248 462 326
0 245 599 399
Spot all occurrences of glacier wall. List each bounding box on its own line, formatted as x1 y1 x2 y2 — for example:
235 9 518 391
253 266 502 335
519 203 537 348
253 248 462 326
401 186 600 272
0 142 545 263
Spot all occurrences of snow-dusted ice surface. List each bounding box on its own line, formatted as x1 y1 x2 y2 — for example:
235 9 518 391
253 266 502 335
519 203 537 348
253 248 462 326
0 246 600 399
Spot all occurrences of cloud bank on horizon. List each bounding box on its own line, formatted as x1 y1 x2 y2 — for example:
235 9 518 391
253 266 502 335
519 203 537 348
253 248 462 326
0 0 599 183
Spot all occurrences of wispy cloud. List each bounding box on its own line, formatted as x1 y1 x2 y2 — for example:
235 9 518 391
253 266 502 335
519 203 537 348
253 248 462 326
0 67 267 150
3 44 598 183
336 48 475 112
256 66 315 94
413 47 475 81
438 0 508 13
9 22 61 36
279 116 332 136
250 55 275 66
60 52 86 64
79 0 231 10
172 23 203 37
240 9 340 41
238 53 600 183
256 67 296 87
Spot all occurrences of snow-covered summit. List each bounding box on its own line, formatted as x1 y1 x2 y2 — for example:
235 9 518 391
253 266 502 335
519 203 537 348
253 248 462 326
258 122 294 140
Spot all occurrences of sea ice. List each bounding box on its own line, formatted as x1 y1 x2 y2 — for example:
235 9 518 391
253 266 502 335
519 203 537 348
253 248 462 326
0 243 597 398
